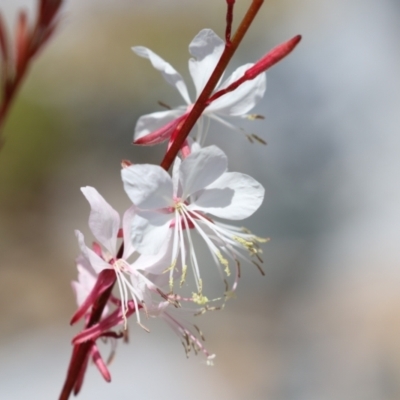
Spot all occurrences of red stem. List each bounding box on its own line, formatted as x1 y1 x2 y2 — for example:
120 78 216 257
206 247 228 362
225 0 235 44
59 271 116 400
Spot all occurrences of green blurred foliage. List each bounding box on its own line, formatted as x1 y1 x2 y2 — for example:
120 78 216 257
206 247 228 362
0 97 66 211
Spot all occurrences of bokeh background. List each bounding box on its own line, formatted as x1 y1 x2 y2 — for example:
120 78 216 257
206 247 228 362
1 0 400 399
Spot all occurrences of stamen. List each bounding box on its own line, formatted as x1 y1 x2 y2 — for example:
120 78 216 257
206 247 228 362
192 292 209 305
252 260 265 276
193 324 205 341
180 264 188 287
158 100 172 110
216 251 230 276
247 114 265 120
251 134 267 145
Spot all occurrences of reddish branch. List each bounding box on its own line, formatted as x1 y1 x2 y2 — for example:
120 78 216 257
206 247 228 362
0 0 63 146
225 0 235 44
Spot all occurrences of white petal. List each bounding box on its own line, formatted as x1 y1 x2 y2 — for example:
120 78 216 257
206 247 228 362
81 187 120 255
134 109 186 144
122 205 136 259
180 145 227 199
133 229 174 276
191 172 264 220
171 156 182 197
130 211 172 255
132 46 191 104
207 64 266 115
188 29 225 98
75 230 110 273
122 164 173 210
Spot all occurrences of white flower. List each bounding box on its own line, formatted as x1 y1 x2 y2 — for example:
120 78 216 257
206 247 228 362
121 145 265 299
132 29 266 146
75 186 163 329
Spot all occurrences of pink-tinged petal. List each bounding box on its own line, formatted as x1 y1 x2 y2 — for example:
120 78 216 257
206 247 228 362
72 259 97 307
207 64 266 115
81 187 120 255
73 302 136 344
122 206 136 259
179 138 191 159
191 172 264 220
75 230 110 273
130 211 172 255
70 269 116 325
122 164 173 210
134 109 186 145
91 344 111 382
180 145 227 199
132 46 191 104
188 29 225 98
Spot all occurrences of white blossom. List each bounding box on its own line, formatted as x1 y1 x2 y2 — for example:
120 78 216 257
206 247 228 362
132 29 266 145
122 145 265 300
75 186 162 328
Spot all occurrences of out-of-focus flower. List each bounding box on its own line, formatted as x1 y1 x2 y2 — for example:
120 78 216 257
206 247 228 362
121 145 265 301
74 186 160 329
132 29 266 146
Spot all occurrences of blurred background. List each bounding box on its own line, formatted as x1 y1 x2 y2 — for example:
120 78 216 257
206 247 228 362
1 0 400 399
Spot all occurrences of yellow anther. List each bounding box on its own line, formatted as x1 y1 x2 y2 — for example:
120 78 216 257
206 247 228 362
192 293 209 305
216 251 230 276
255 236 269 243
180 265 188 287
233 235 254 248
163 258 177 274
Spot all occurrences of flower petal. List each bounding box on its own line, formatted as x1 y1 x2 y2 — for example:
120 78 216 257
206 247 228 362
172 156 182 198
180 145 227 199
134 109 186 145
188 29 225 98
132 46 191 104
81 187 120 255
207 64 266 115
122 205 136 259
130 211 172 255
72 258 97 307
122 164 173 210
75 230 111 273
133 229 175 278
191 171 264 220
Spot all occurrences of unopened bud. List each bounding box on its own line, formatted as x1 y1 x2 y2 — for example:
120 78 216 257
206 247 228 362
244 35 302 79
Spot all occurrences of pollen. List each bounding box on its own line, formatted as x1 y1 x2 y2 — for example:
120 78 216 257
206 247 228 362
216 251 230 276
163 258 176 274
192 292 209 305
180 264 188 287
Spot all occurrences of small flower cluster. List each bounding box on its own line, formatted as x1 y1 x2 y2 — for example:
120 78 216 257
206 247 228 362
60 4 300 398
